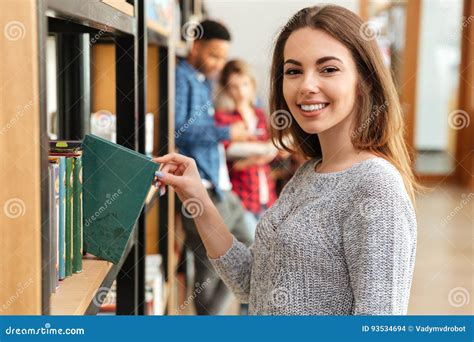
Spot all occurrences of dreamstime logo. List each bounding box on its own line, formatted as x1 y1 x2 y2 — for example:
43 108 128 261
351 101 388 138
92 287 111 307
461 15 474 29
0 278 33 313
175 101 212 139
4 21 26 41
448 287 470 308
178 278 211 312
270 110 292 130
84 189 122 227
358 197 383 220
269 287 291 307
90 12 123 44
3 198 26 219
359 21 380 41
181 21 203 41
448 110 470 130
0 99 34 136
441 193 473 227
93 110 115 129
181 198 204 219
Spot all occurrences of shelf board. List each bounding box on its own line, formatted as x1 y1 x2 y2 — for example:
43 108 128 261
46 0 136 35
50 259 113 315
101 0 134 16
49 228 136 315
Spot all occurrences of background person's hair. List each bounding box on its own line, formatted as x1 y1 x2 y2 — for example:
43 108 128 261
198 19 232 41
269 4 420 203
216 59 257 111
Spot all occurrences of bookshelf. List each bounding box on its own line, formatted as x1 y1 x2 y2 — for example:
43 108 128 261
1 0 196 316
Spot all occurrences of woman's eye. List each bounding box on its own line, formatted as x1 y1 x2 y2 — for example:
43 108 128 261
321 67 339 74
284 69 301 75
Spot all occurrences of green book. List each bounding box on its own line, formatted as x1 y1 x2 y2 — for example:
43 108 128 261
82 134 157 264
73 155 83 273
65 157 74 276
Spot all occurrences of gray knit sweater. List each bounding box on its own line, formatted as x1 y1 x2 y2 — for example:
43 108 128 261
209 157 417 315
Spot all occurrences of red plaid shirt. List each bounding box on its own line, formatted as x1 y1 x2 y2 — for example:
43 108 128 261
215 107 277 214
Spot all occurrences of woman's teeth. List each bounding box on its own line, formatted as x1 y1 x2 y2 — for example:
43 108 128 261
300 103 328 112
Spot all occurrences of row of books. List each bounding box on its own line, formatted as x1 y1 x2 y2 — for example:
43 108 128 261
47 141 83 293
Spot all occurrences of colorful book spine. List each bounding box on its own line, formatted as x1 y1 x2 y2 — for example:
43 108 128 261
48 163 56 293
58 156 66 280
73 155 83 273
65 157 74 277
52 162 60 289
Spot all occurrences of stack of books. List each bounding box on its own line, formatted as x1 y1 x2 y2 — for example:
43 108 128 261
46 134 158 297
48 141 84 293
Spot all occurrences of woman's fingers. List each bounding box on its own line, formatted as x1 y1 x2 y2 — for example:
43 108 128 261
155 170 183 188
161 162 179 174
153 153 192 166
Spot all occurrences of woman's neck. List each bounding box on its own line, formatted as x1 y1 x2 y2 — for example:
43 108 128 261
316 114 375 172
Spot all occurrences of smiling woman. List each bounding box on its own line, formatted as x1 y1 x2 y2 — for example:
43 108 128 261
270 5 419 203
154 4 419 315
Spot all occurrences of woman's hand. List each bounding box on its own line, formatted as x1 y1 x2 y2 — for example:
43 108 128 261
153 153 234 259
152 153 210 205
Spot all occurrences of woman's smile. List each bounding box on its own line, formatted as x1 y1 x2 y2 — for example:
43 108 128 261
297 102 330 117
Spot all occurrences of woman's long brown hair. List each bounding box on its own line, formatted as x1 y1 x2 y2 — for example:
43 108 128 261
269 5 420 203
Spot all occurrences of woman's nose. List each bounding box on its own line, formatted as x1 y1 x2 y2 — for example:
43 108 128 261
299 75 320 96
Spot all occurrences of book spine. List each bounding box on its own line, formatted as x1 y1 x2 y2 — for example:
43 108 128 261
65 157 74 277
53 163 60 289
73 156 83 273
58 157 66 280
48 164 55 293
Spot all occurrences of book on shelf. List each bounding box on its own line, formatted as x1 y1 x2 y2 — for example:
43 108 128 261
72 155 83 273
48 144 83 284
65 156 74 277
46 135 157 296
49 155 67 280
47 161 59 293
82 134 158 264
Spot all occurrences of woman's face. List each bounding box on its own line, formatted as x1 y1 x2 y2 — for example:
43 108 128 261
282 27 359 135
226 73 254 105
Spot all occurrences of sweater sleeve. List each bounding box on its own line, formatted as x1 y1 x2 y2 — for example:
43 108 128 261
208 235 253 303
342 171 417 315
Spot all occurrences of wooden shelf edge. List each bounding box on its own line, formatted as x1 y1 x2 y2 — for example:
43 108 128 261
46 0 136 35
49 227 136 315
50 259 113 315
101 0 134 17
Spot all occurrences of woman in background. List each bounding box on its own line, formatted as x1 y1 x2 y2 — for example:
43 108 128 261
215 60 277 237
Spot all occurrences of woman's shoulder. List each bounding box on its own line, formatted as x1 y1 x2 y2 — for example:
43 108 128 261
351 157 413 208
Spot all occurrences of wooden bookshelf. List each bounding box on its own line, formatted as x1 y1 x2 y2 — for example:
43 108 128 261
1 0 198 317
47 0 135 35
0 0 43 315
